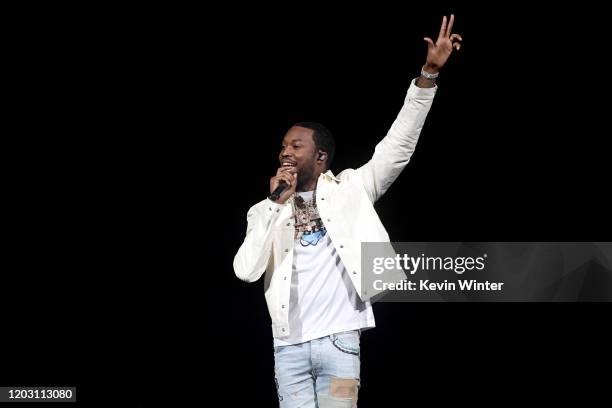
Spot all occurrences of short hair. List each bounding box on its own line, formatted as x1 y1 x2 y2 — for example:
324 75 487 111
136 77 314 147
293 122 335 170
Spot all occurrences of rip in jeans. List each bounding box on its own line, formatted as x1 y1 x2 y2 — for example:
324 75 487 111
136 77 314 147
318 376 359 408
275 377 283 402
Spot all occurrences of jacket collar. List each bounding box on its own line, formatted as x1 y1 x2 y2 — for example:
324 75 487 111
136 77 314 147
320 170 340 183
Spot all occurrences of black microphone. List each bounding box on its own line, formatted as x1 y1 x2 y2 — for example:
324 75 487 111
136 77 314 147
268 181 289 201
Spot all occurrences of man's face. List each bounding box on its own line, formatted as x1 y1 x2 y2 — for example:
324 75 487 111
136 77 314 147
278 126 320 188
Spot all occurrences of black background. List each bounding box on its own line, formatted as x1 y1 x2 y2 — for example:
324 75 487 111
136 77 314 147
3 2 611 406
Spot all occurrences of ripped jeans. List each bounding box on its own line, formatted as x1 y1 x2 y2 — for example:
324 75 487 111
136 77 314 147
273 330 361 408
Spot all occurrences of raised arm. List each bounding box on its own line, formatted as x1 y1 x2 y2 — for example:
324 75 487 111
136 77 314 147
357 14 462 202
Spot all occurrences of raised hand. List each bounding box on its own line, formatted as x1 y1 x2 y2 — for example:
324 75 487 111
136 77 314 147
423 14 463 73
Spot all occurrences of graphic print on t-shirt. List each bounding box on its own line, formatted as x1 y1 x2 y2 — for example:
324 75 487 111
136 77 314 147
293 191 326 247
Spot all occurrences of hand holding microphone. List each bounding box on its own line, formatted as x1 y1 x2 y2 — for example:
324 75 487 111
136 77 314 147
269 165 297 203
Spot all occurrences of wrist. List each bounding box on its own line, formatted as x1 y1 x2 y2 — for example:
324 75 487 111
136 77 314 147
423 63 439 74
420 64 439 82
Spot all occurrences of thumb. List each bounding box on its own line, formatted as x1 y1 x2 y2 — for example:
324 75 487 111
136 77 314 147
424 37 434 49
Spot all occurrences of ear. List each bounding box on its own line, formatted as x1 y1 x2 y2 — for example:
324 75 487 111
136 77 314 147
317 150 326 162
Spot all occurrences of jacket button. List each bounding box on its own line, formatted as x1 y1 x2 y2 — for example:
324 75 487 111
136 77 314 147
327 218 331 222
353 271 357 275
284 277 287 280
286 223 290 226
282 328 286 332
281 305 285 308
340 245 344 248
321 197 325 200
284 249 289 253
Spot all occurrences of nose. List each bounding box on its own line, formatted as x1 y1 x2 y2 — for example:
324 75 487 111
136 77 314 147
280 148 294 160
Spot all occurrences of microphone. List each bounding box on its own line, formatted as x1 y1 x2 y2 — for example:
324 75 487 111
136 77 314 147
268 181 289 201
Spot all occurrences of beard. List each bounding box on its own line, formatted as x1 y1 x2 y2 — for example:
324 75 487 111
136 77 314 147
296 162 316 190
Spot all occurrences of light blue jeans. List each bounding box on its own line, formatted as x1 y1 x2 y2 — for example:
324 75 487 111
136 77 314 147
273 330 361 408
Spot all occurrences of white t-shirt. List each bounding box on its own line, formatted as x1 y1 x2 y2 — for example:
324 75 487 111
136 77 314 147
274 191 375 346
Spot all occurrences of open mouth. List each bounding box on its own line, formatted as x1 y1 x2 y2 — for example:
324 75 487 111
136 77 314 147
281 161 297 168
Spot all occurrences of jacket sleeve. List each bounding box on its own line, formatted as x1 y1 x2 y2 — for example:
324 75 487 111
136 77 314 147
233 199 285 282
357 78 437 203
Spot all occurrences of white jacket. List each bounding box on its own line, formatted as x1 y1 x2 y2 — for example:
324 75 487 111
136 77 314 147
234 79 437 338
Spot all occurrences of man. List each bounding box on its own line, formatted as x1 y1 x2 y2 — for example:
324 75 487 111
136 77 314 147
234 15 462 408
